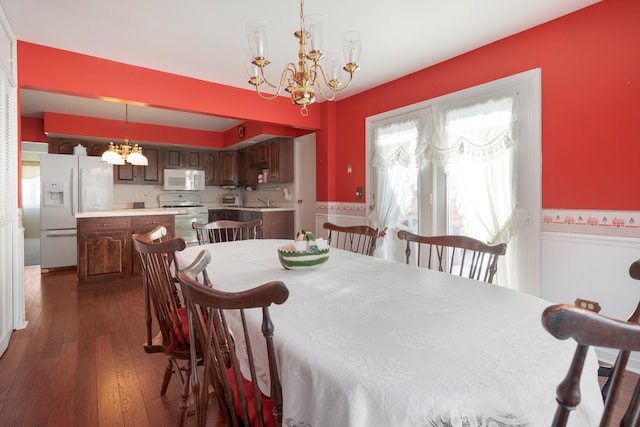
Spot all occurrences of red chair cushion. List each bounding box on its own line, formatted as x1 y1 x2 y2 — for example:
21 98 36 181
166 307 190 353
227 368 275 427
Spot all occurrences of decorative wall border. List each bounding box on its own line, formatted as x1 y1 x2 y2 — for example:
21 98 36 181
313 206 640 238
542 209 640 238
315 201 367 216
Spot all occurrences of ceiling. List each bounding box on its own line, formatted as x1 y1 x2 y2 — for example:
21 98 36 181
2 0 600 134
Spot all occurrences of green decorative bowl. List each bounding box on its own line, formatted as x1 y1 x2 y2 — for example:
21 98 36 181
277 246 330 270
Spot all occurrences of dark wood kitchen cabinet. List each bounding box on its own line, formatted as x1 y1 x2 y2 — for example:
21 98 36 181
237 148 261 187
209 209 241 222
77 214 175 283
244 210 295 239
219 151 239 187
77 217 130 282
47 137 293 188
267 138 294 183
49 138 164 186
164 147 205 170
48 137 109 156
261 210 294 239
209 209 294 239
204 151 220 186
113 146 163 184
248 143 270 169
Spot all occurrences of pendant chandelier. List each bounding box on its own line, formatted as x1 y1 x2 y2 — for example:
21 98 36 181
101 104 148 166
245 0 362 116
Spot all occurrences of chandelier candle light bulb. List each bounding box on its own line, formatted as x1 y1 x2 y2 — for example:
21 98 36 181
245 0 361 116
100 104 148 166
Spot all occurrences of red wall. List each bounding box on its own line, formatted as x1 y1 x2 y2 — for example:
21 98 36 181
18 42 322 130
16 0 639 210
326 0 640 209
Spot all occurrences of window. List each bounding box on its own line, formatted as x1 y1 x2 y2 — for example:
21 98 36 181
367 69 541 295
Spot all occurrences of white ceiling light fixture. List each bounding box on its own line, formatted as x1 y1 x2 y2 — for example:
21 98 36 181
101 104 149 166
245 0 362 116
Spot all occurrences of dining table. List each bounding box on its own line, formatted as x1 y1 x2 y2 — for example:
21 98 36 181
174 239 604 427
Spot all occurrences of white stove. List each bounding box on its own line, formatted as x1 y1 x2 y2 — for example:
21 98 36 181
159 193 209 245
163 205 208 215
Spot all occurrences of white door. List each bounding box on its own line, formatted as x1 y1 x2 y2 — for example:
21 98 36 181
0 7 18 357
0 76 14 357
294 133 316 233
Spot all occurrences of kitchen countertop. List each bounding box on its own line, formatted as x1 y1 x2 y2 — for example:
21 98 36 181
75 208 177 218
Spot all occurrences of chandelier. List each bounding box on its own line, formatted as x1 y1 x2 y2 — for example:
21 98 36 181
245 0 362 116
100 104 148 166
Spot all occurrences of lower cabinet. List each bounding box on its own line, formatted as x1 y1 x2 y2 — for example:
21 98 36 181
208 209 294 239
260 210 294 239
77 214 175 283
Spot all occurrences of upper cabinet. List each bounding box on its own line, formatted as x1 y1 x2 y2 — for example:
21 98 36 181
47 137 295 187
236 148 252 186
204 151 220 186
48 137 110 156
267 137 294 183
164 147 205 170
219 151 238 187
238 137 294 185
248 143 270 170
113 146 163 184
49 137 164 185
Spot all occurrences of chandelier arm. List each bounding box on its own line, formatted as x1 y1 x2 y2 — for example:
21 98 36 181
316 63 355 94
255 84 283 101
245 0 360 115
311 64 336 101
314 84 336 102
259 62 297 89
336 72 355 92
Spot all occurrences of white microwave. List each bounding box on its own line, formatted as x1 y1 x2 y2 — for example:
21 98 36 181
163 169 205 191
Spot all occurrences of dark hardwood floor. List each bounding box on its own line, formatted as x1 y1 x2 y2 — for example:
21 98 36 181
0 266 217 427
0 265 638 426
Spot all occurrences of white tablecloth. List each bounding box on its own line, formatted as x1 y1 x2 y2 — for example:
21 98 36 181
175 239 603 427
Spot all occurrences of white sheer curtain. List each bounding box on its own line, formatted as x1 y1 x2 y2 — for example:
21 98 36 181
426 96 523 288
369 117 427 262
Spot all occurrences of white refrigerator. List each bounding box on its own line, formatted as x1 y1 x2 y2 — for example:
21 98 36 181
40 153 114 269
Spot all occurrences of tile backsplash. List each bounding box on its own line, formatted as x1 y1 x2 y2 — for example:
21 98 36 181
113 183 294 209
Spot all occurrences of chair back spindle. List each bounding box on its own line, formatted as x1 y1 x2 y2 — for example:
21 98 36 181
132 227 194 426
178 249 289 427
193 219 263 244
396 231 506 284
322 222 378 256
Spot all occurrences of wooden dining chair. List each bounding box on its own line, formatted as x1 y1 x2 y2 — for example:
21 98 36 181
177 249 289 427
541 303 640 427
131 228 194 427
322 222 378 256
192 218 263 244
132 225 171 352
595 258 640 402
396 230 507 284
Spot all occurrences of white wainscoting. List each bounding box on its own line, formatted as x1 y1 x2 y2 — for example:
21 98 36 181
314 212 367 240
542 231 640 372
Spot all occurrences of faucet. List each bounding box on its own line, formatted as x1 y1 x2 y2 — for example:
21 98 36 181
257 198 275 208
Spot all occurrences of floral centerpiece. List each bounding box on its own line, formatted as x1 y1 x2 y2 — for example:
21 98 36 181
277 230 330 270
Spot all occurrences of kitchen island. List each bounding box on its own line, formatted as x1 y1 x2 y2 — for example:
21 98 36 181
208 207 294 239
76 209 176 284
